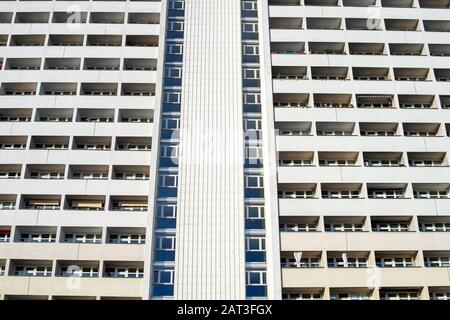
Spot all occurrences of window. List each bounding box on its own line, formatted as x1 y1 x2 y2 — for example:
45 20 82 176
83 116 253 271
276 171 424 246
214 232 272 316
159 174 178 188
372 223 409 232
368 189 404 199
167 42 183 55
414 190 448 199
245 145 263 160
243 119 262 131
245 175 264 188
328 257 368 268
161 117 180 130
319 159 356 166
243 68 260 80
242 1 258 10
63 233 102 244
60 266 98 278
376 257 414 268
331 292 370 300
169 0 185 10
14 266 52 277
420 223 450 232
279 223 317 232
153 268 175 284
322 190 360 199
105 267 144 278
243 22 258 33
164 91 182 104
19 233 56 243
380 290 420 300
424 256 450 267
430 292 450 300
160 144 179 158
155 234 176 251
281 257 320 268
109 234 145 244
0 201 15 210
279 159 312 166
0 230 10 242
283 292 321 300
168 20 184 32
165 66 182 78
245 237 265 252
325 223 364 232
243 44 259 56
243 92 261 105
278 190 314 199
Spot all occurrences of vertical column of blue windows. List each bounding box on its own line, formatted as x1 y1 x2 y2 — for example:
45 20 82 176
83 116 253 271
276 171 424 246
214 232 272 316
241 0 268 299
151 0 185 299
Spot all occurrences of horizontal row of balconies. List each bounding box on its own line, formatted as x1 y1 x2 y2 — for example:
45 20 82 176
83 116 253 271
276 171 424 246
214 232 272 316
0 164 150 180
0 34 158 47
0 82 155 96
0 135 152 151
278 151 448 168
275 121 450 137
278 182 450 199
0 226 145 244
270 0 449 9
272 66 450 82
271 41 450 57
283 282 448 300
0 57 157 71
0 194 148 211
0 11 159 25
273 93 450 109
0 107 153 123
279 214 450 233
270 17 450 32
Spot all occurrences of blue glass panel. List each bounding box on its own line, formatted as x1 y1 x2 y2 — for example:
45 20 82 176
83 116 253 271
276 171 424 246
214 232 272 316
245 251 266 262
162 104 181 113
154 250 176 262
158 188 178 198
245 219 265 230
152 284 174 297
246 285 267 297
155 218 177 229
245 188 265 198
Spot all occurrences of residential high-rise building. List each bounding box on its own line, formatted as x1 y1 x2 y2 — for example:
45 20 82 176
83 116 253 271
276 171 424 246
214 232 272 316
0 0 449 301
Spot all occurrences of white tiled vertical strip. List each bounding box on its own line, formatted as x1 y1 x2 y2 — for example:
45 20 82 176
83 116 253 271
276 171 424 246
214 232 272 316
175 0 246 299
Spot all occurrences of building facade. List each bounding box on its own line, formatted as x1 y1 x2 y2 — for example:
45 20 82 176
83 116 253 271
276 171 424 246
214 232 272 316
0 0 449 300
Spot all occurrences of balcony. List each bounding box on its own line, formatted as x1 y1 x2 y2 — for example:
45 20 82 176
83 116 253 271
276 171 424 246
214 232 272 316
413 183 449 199
66 195 105 211
273 93 309 108
314 93 352 108
57 261 99 278
371 216 413 232
5 58 41 70
316 122 355 136
84 58 119 71
0 165 21 179
398 95 435 109
112 165 150 181
270 18 303 30
385 19 420 31
10 260 53 277
0 195 16 210
408 152 447 167
128 13 160 24
353 67 390 81
0 108 32 122
349 42 385 55
278 151 314 167
16 226 57 243
429 44 450 57
434 68 450 82
278 183 317 199
0 82 37 96
403 122 441 137
35 108 73 122
309 42 345 55
346 18 382 31
276 121 312 136
389 43 424 56
52 12 87 23
116 137 152 151
103 262 144 278
61 227 103 244
125 35 158 47
76 108 114 122
121 83 155 96
367 183 407 199
44 58 81 70
15 12 49 23
30 136 69 150
123 58 157 71
80 83 117 96
321 183 363 199
272 66 307 80
26 164 65 180
343 0 377 7
271 42 305 55
107 227 146 244
73 136 112 151
311 67 348 80
394 68 430 81
87 35 121 46
423 20 450 32
356 94 393 109
118 109 153 123
360 122 399 136
10 35 45 46
0 12 12 23
40 83 77 96
21 195 61 210
363 152 404 167
381 0 415 7
90 12 124 24
419 0 450 8
110 196 148 212
68 165 109 180
306 18 342 30
0 136 27 150
48 35 84 46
